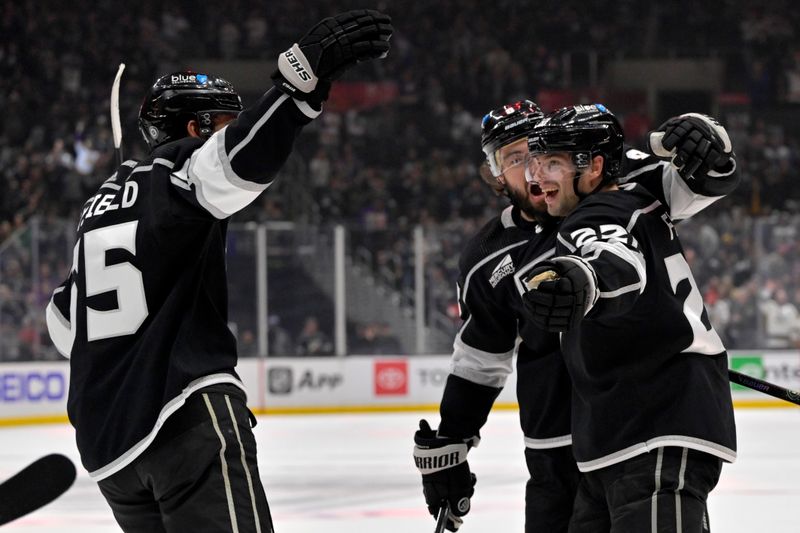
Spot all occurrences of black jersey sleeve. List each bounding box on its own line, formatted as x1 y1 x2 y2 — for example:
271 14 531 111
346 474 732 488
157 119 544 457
438 374 502 439
166 87 318 219
552 194 649 320
437 227 526 436
450 240 521 389
619 146 738 222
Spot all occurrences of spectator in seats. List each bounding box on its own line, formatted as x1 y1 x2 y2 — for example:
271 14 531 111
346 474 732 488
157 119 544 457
295 316 333 356
760 287 800 348
352 322 403 355
728 285 761 348
268 315 294 356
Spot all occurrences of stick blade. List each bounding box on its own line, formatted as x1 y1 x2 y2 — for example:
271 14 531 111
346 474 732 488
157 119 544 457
0 454 77 526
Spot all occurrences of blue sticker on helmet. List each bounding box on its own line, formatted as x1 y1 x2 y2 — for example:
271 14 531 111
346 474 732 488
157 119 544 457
482 114 491 126
595 103 607 113
196 74 208 84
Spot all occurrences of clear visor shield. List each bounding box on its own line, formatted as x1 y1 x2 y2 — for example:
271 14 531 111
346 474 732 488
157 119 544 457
524 152 588 184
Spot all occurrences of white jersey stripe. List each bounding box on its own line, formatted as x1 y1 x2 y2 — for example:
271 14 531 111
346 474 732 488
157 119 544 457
450 336 515 388
186 132 270 219
576 436 736 473
87 374 247 480
524 434 572 449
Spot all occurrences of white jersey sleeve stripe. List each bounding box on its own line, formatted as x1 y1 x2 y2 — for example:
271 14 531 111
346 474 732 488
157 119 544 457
186 130 272 219
46 295 74 359
450 334 515 388
584 241 647 294
661 165 722 221
292 98 323 119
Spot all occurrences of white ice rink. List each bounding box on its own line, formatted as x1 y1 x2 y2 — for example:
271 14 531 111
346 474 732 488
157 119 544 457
1 408 798 532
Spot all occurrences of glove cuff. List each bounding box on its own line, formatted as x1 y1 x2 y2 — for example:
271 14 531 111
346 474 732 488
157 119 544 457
271 70 330 110
277 44 318 94
414 442 469 475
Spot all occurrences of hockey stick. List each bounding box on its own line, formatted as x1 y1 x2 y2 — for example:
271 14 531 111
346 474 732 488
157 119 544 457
0 454 76 526
729 369 800 406
434 501 450 533
110 63 126 166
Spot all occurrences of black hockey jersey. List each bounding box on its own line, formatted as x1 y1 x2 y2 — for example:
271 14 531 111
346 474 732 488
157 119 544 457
440 148 739 450
543 183 737 471
45 88 319 479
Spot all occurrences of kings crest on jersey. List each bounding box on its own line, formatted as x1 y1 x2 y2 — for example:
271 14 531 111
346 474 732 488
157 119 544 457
45 87 320 480
441 145 739 451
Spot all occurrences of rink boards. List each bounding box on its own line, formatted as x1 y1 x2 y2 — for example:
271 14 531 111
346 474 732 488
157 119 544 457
0 351 798 425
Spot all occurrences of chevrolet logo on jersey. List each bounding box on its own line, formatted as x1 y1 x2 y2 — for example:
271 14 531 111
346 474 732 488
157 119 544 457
489 254 515 288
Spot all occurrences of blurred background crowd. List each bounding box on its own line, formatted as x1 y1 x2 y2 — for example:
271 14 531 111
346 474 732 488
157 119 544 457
3 0 800 360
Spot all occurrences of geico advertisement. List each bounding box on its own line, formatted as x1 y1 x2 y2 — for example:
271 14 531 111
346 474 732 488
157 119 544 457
0 362 69 417
729 352 800 398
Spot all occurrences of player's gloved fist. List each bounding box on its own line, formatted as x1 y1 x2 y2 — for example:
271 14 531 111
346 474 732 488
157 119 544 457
649 113 736 180
273 9 393 107
413 419 478 532
522 260 593 332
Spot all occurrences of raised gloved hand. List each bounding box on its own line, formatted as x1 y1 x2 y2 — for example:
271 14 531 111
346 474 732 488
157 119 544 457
414 420 478 532
522 260 594 332
272 9 393 107
649 113 735 180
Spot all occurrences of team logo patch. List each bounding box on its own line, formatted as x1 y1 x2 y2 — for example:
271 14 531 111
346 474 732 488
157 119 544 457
457 497 470 514
148 126 159 139
489 254 515 288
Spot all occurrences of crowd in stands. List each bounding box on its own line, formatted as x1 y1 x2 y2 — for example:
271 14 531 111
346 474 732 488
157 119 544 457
3 0 800 360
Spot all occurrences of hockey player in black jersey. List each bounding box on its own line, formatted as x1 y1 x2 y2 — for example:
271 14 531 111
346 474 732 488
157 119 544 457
413 101 740 532
522 105 737 532
45 10 392 533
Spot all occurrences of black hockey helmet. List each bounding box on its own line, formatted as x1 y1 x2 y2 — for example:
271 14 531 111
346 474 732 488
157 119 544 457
527 103 624 181
138 71 243 151
481 100 543 177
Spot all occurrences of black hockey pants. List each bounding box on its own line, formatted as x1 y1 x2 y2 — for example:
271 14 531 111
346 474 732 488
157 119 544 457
569 447 722 533
97 385 273 533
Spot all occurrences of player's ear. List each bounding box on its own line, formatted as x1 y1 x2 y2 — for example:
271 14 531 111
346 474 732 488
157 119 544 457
592 155 604 176
186 119 201 138
588 154 605 186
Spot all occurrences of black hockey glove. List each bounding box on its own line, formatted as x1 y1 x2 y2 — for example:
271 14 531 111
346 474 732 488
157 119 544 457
413 419 478 532
272 9 393 108
649 113 736 181
522 260 594 332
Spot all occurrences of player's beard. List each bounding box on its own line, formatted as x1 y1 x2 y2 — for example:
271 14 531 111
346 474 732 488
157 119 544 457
506 183 554 225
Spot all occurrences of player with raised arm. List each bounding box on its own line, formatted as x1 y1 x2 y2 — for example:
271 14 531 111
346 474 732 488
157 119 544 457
521 105 737 532
413 101 740 532
45 10 392 533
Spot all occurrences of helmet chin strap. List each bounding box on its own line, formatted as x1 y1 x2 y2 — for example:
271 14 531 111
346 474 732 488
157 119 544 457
571 153 608 200
196 112 215 139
